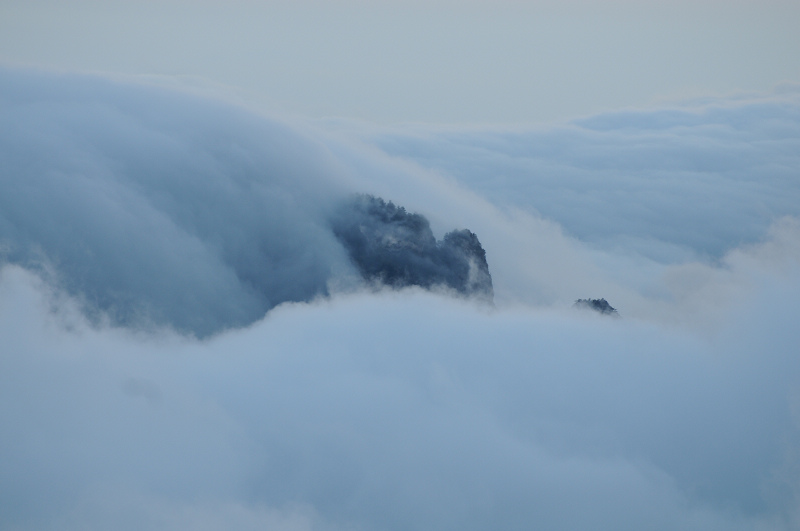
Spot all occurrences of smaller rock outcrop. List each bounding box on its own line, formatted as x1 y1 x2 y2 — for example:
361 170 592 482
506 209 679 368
574 298 619 316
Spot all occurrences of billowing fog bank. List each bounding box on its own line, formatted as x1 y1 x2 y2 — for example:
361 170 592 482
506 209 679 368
1 68 800 530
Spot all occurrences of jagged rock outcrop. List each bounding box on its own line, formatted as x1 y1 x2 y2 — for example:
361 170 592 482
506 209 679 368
574 298 619 316
331 194 493 301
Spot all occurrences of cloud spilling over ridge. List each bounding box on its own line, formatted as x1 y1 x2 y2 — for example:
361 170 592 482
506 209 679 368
0 68 358 335
0 68 493 336
2 67 800 530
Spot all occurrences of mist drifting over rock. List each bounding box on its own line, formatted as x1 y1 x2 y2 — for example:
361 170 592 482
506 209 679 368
574 298 619 316
331 194 493 301
0 68 495 337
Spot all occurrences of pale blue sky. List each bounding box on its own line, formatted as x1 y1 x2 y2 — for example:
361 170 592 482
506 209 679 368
1 0 799 124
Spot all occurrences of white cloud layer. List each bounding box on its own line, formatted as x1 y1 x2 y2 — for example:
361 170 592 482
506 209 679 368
1 67 800 530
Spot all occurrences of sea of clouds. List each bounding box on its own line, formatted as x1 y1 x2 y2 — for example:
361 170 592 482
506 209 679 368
1 67 800 530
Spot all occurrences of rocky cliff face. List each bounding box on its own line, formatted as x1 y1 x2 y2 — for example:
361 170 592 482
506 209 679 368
331 195 493 301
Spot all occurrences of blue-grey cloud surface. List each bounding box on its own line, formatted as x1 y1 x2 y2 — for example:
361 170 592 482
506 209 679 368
367 87 800 262
0 68 358 335
1 68 800 531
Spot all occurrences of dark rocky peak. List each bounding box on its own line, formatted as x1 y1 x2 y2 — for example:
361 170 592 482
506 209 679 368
330 194 493 301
